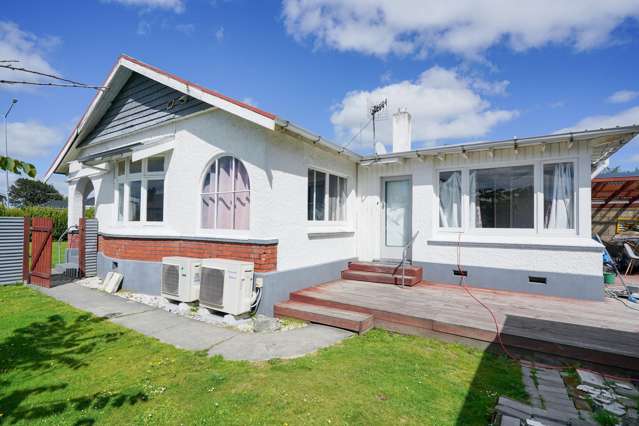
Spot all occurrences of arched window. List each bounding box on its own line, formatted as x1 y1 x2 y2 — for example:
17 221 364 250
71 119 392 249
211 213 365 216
201 156 250 230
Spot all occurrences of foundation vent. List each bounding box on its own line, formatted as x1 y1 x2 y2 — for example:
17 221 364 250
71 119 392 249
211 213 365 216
529 276 547 285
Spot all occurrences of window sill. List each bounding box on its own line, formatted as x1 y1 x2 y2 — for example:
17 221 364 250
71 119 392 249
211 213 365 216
307 225 355 239
428 233 602 252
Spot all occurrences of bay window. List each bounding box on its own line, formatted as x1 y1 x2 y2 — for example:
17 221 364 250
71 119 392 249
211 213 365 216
115 156 166 223
308 169 347 222
437 159 577 233
470 165 534 229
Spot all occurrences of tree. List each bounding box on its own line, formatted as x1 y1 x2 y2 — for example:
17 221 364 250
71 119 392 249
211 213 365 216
9 178 63 207
0 156 36 177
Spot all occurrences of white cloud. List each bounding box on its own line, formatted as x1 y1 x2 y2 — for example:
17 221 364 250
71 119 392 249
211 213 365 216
282 0 639 58
607 90 639 104
104 0 185 13
137 20 152 36
0 21 60 92
556 105 639 133
215 26 225 42
175 23 195 35
331 66 517 150
5 121 62 158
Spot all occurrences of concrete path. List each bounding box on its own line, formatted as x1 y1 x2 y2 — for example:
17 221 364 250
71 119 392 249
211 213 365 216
36 283 353 359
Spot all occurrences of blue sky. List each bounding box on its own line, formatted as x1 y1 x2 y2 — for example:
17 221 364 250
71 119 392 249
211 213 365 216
2 0 639 192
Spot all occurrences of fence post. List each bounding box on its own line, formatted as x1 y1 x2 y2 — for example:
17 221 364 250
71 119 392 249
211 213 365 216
22 217 30 283
78 217 86 278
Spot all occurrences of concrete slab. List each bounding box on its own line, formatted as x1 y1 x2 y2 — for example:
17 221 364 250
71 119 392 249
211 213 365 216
110 310 238 350
208 324 353 361
37 283 152 318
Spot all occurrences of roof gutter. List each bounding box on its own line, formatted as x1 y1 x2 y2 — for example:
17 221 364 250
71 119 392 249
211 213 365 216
359 125 639 162
275 119 362 162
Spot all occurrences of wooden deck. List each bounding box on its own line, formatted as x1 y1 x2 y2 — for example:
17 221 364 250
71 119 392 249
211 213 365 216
288 280 639 371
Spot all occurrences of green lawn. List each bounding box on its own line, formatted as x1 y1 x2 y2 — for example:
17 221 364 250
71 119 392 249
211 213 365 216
0 285 527 425
28 241 67 267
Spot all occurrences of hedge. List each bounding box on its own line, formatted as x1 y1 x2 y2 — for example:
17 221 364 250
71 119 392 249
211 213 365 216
0 206 95 240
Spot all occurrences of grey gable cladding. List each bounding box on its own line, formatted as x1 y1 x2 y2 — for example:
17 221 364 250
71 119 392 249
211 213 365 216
80 72 210 146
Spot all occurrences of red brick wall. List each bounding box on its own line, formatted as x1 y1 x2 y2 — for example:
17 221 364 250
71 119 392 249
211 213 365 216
98 236 277 272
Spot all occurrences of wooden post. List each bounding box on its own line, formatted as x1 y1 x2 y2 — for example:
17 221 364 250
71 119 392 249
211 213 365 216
78 217 86 278
22 217 30 283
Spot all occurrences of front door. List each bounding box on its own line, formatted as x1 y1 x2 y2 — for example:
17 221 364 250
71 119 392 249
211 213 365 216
380 176 412 260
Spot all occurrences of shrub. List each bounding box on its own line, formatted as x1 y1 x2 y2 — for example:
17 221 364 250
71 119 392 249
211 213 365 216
0 206 69 240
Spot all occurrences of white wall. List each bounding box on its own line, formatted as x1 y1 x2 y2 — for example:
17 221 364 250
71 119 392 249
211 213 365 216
356 140 601 280
73 109 357 271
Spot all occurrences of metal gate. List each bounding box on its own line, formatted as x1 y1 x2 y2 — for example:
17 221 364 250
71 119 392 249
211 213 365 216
26 217 53 287
0 217 25 285
79 218 98 277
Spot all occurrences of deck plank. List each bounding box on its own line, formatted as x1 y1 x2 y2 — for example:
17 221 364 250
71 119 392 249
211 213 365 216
290 280 639 369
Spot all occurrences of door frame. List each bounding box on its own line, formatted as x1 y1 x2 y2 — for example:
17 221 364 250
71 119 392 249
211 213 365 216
380 175 413 261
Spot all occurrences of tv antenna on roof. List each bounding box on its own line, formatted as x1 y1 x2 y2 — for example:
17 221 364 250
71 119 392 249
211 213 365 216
368 98 388 145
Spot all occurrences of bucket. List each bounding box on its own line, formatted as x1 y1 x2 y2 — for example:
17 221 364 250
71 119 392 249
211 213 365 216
603 272 616 285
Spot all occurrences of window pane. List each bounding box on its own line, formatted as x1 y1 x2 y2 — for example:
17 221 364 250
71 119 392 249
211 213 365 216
117 183 124 221
328 174 338 221
470 165 534 229
307 170 315 221
117 161 125 176
439 171 461 228
544 162 574 229
314 171 326 221
234 159 250 229
203 162 216 193
128 180 141 221
338 177 347 221
385 180 411 246
217 194 233 229
201 195 215 228
217 156 233 192
147 156 164 172
129 160 142 174
146 179 164 222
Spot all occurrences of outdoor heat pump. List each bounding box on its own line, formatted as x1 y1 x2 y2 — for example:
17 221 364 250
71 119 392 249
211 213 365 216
161 257 202 302
199 259 255 315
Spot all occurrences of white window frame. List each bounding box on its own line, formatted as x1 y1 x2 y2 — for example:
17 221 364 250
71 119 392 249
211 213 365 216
435 156 579 236
539 158 578 235
114 155 167 225
435 168 464 233
199 155 251 231
307 167 348 224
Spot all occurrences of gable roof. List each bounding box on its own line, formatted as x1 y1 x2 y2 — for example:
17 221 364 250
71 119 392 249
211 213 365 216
45 55 361 180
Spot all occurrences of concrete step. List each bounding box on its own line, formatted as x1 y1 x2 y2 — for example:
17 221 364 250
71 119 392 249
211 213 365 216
341 269 421 286
347 261 422 277
274 301 374 334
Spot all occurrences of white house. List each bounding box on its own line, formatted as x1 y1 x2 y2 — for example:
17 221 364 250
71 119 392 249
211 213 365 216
46 55 639 315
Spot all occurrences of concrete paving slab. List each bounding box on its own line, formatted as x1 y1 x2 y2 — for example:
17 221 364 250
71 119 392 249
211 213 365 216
37 283 152 318
208 324 353 361
110 309 238 350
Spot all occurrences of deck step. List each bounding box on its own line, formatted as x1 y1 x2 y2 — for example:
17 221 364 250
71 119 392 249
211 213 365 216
341 269 421 286
348 261 422 277
274 301 374 333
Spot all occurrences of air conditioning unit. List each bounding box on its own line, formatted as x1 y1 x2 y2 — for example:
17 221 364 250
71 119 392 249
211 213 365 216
161 257 202 302
199 259 255 315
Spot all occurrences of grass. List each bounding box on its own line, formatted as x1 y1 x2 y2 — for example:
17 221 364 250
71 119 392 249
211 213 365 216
0 285 527 425
28 241 67 268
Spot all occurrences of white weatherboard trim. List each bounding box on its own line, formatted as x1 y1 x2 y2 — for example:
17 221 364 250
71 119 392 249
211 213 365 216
131 138 175 162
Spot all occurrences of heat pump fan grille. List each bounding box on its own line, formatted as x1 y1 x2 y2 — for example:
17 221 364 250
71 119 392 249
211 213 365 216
162 264 180 296
201 267 225 307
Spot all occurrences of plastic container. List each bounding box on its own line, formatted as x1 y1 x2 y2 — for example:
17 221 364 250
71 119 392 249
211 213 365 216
603 272 616 285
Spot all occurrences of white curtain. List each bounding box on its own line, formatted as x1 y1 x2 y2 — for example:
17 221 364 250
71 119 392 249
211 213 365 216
469 171 483 228
545 163 574 229
439 172 461 227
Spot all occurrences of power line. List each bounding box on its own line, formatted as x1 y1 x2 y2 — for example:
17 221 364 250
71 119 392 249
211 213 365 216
0 63 100 87
0 80 105 90
341 116 373 150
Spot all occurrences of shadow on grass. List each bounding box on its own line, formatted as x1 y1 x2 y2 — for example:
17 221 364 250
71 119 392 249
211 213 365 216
455 314 639 424
0 313 147 425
